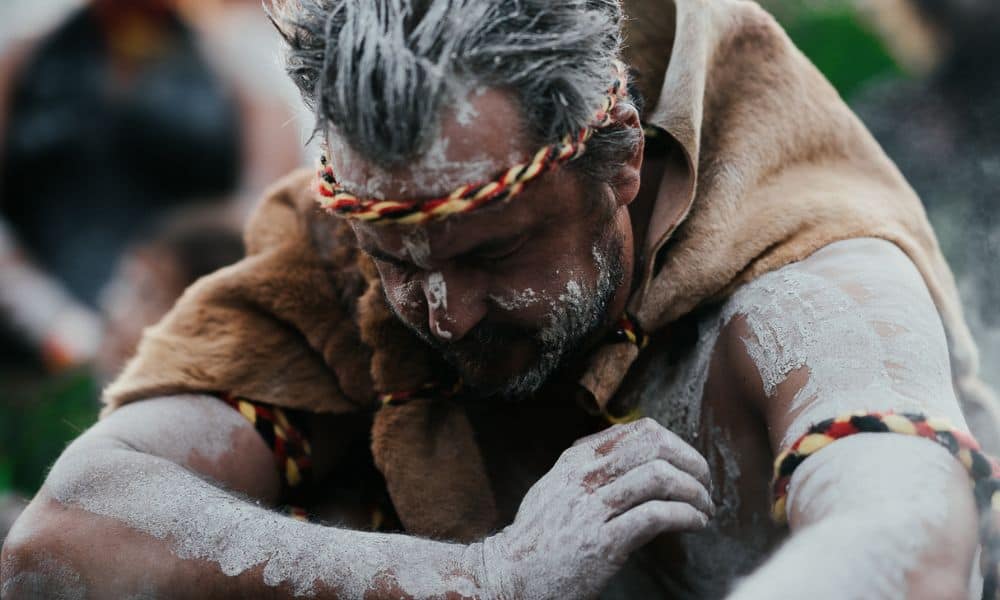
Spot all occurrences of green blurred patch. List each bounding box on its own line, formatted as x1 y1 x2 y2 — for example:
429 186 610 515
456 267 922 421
0 368 99 496
776 4 903 98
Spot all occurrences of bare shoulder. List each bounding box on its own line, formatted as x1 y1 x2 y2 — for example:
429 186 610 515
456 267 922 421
89 395 281 502
714 238 966 450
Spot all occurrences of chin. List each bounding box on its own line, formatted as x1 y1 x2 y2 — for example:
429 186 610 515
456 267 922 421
452 345 563 401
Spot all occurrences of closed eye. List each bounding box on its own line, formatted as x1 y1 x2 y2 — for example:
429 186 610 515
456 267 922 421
363 247 413 270
469 234 529 263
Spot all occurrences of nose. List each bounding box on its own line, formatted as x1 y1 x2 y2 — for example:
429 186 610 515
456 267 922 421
422 270 486 343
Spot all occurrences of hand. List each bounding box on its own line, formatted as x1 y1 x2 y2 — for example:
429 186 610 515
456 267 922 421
480 418 714 600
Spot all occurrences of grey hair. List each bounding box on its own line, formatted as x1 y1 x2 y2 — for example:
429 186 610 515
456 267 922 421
270 0 642 184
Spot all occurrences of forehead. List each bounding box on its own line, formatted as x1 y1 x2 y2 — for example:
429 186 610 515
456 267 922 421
350 162 584 262
326 87 531 200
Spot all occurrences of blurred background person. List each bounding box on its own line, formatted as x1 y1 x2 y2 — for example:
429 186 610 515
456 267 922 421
0 0 304 539
0 0 304 371
94 209 244 383
852 0 1000 390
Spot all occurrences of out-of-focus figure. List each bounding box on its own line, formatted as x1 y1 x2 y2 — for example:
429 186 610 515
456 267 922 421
0 0 302 370
95 209 244 382
853 0 1000 387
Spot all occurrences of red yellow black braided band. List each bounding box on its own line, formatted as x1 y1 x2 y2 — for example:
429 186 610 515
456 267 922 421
771 411 1000 600
219 393 313 489
610 314 649 350
316 61 629 225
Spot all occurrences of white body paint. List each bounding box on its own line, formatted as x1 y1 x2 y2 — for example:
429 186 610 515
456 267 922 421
26 397 711 599
13 240 973 598
31 397 483 599
326 130 511 201
619 238 973 598
734 238 964 447
0 552 85 600
729 433 973 600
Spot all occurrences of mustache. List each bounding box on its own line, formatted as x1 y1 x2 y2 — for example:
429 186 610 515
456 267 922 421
423 319 535 359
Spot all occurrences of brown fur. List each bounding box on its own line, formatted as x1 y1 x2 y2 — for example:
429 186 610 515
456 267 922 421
103 0 1000 540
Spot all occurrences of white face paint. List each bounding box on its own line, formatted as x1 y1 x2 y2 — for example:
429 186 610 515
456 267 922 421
426 272 448 311
488 288 541 311
326 130 507 201
432 321 453 340
400 229 432 270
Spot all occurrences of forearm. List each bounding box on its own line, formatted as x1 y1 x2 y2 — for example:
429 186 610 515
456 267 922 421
728 435 978 600
2 439 487 599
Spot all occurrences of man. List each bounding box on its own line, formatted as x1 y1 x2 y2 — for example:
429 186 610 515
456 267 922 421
3 0 998 598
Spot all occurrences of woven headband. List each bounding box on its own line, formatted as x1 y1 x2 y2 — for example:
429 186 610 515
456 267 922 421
316 61 630 225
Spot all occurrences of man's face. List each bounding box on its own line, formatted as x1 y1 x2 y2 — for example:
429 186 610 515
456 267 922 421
334 89 634 399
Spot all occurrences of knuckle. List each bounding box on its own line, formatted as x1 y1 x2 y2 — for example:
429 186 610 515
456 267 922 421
648 460 673 489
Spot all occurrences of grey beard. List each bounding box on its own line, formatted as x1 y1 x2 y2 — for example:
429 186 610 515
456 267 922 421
497 246 621 399
386 239 625 401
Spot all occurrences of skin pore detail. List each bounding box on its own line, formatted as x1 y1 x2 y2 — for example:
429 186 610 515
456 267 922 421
0 550 85 600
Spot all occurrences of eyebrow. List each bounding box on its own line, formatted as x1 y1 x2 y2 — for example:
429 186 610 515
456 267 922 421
358 231 528 266
358 244 409 265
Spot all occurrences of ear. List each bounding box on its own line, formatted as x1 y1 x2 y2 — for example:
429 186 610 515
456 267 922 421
609 102 645 208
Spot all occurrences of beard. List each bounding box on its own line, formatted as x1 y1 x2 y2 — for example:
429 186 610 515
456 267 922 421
391 234 626 401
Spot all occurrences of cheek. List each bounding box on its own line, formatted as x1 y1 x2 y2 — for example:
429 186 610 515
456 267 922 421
381 272 426 322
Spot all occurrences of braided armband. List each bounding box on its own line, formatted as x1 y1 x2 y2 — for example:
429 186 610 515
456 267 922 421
771 411 1000 599
219 393 313 489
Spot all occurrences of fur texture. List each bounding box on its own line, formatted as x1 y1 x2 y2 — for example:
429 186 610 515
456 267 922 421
104 0 1000 542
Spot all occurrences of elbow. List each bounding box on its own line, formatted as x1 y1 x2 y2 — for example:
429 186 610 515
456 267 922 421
1 497 86 599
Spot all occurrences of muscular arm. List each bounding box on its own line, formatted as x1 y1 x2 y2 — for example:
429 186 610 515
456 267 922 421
722 238 979 600
1 395 714 599
0 395 487 599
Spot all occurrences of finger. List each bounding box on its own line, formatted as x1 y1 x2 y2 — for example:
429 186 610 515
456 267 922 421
597 459 714 519
590 419 712 489
603 500 710 559
572 422 627 448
